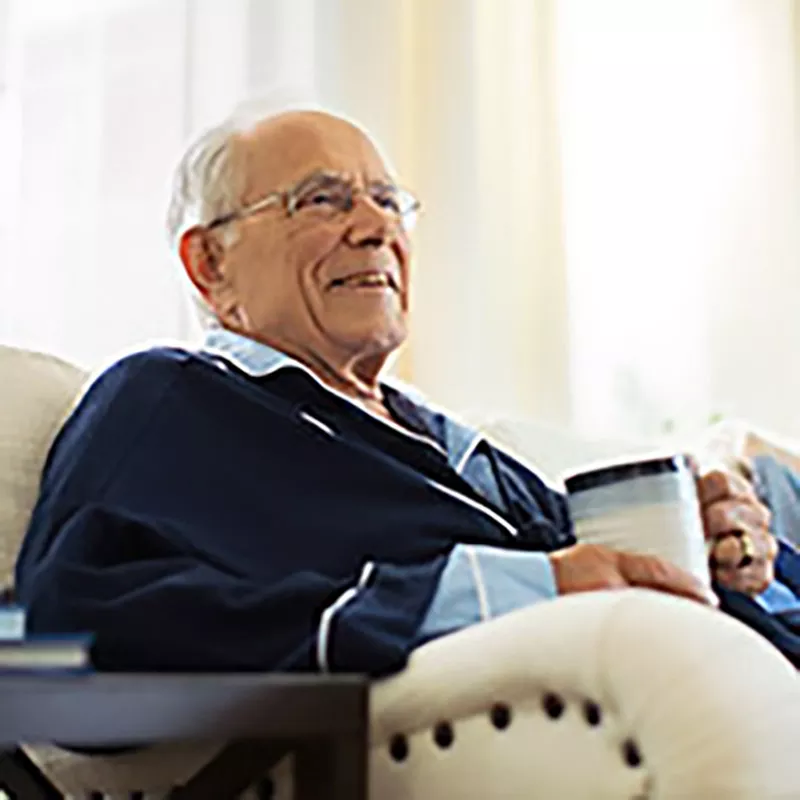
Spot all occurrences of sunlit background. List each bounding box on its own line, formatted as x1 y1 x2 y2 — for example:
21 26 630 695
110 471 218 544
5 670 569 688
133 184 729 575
1 0 799 445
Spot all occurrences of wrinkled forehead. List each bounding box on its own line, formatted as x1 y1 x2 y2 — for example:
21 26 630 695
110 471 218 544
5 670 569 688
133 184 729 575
237 112 393 203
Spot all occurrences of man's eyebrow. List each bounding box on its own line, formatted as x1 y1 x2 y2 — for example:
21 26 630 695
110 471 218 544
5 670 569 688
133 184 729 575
367 179 399 192
291 172 398 193
293 170 340 191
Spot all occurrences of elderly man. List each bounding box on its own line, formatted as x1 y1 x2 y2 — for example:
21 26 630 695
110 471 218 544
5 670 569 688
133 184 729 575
15 109 799 674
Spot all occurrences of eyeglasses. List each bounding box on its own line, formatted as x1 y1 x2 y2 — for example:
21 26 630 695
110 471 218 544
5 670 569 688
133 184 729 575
206 171 421 232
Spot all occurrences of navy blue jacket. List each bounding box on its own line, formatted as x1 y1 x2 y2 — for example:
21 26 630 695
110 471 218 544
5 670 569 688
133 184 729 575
15 348 571 676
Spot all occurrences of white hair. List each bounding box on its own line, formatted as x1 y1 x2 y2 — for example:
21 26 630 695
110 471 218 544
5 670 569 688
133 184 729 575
166 88 323 247
166 88 322 328
166 118 245 250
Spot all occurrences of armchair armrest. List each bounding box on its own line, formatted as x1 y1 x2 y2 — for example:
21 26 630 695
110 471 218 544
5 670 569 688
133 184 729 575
370 589 800 800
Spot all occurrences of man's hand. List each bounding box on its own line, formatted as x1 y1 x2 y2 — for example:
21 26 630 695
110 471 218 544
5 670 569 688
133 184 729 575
698 468 777 596
548 543 715 605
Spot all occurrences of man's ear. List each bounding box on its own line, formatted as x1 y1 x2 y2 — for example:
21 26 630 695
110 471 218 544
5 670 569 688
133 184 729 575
178 226 226 297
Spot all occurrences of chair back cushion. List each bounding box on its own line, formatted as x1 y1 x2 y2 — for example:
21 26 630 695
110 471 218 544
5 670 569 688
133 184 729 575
478 417 653 483
0 346 87 587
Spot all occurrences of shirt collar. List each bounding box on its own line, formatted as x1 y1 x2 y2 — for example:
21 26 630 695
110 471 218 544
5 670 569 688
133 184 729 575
202 328 420 397
202 328 297 378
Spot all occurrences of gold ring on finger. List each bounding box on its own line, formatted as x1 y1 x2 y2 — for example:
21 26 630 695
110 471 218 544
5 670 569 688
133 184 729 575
735 531 755 568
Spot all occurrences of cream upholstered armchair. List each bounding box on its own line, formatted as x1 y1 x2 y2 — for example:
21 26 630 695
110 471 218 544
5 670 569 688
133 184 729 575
1 343 799 799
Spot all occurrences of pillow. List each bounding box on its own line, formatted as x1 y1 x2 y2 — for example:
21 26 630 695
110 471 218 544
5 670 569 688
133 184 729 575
0 346 87 587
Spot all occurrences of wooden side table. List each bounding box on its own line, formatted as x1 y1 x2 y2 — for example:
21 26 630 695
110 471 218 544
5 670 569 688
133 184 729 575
0 672 369 799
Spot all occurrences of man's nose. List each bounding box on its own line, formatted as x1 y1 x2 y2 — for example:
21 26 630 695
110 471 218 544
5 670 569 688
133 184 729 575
344 195 395 248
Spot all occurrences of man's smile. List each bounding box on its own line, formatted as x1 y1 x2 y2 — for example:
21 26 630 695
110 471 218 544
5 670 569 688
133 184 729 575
327 270 399 293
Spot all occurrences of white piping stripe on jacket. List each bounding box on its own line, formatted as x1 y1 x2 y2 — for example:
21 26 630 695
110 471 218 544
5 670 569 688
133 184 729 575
465 546 492 622
299 411 336 438
316 561 376 672
429 479 517 537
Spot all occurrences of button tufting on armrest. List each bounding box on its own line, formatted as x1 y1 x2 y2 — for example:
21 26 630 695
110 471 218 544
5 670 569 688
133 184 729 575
433 722 454 749
389 734 409 763
542 693 565 719
622 738 643 768
583 700 602 727
490 703 512 730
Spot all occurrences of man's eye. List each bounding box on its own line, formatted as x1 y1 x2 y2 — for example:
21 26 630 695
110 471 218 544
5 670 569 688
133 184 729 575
300 191 337 207
374 195 401 213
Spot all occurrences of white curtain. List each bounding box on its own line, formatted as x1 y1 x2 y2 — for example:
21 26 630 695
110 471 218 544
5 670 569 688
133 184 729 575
1 0 799 440
0 0 192 370
556 0 800 441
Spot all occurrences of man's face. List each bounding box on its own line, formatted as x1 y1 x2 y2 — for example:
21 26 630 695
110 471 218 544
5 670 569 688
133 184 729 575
189 112 411 369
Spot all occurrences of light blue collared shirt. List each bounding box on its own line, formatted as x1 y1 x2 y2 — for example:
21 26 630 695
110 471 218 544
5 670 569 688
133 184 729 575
201 329 559 642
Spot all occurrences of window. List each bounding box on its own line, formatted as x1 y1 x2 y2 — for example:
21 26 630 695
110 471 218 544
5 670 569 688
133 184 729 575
0 0 193 367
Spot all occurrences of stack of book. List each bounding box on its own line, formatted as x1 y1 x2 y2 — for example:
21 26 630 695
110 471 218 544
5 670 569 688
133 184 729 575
0 606 91 674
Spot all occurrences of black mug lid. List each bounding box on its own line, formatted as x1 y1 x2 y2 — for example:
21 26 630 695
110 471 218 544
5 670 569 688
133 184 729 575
564 454 692 495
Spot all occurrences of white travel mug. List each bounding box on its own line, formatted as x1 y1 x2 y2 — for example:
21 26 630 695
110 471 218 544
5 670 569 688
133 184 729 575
564 454 712 591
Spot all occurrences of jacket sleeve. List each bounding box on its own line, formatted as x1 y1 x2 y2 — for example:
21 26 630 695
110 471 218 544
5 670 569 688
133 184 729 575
19 503 447 676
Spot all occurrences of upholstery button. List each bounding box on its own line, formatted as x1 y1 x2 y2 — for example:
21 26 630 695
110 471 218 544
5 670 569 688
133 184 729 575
583 701 602 726
389 734 409 762
622 738 643 768
433 721 454 749
490 703 512 730
542 692 565 719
